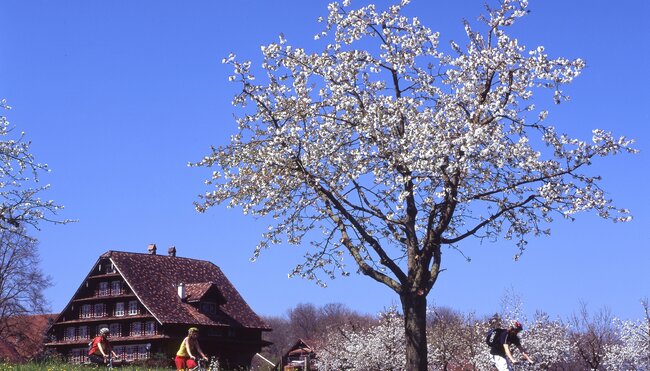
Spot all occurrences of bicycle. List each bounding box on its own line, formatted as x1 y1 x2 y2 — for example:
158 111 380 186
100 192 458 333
192 356 220 371
105 355 122 369
86 354 120 369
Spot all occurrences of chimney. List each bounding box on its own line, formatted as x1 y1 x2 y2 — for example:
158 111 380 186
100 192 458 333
168 246 176 257
147 244 157 255
177 283 185 300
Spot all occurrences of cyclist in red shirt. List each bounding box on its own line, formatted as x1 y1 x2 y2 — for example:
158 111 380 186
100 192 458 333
88 327 118 365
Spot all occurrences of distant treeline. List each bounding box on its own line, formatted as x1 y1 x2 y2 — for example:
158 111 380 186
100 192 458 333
261 300 650 370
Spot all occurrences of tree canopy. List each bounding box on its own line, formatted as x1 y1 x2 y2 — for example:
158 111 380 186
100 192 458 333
196 0 634 292
0 99 67 233
194 0 635 368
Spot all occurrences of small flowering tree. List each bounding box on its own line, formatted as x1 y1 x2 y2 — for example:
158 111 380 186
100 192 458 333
426 306 467 370
194 0 635 368
468 320 495 371
317 307 405 370
603 300 650 370
0 99 66 233
568 304 618 370
523 313 573 370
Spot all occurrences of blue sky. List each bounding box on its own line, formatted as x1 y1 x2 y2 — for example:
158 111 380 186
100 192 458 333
1 0 648 321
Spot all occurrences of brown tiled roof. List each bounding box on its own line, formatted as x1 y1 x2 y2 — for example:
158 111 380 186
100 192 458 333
105 251 269 330
1 314 56 362
185 283 214 302
285 338 316 357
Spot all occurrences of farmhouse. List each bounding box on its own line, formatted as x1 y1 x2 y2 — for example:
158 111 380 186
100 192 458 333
45 245 271 367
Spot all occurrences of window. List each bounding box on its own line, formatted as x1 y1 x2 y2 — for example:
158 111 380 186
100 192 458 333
121 344 149 361
124 345 137 361
200 302 217 314
128 300 139 315
144 321 156 335
94 303 106 317
111 281 122 295
109 323 121 338
130 322 142 336
80 304 92 319
98 282 110 296
64 327 76 341
114 302 125 317
78 326 89 340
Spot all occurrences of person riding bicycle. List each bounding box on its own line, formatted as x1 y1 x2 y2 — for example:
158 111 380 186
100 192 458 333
489 320 534 371
175 327 208 370
88 327 118 365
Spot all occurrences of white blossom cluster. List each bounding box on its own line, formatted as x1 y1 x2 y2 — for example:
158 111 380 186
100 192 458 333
603 312 650 370
315 306 581 370
0 100 66 233
317 307 406 370
194 0 635 291
521 313 574 370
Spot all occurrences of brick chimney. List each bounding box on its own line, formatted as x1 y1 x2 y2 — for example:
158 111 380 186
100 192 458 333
147 244 157 255
168 246 176 257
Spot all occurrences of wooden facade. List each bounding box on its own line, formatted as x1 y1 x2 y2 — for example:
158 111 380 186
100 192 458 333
45 247 270 368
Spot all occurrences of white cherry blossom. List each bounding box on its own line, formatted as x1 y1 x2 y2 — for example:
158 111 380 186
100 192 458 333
0 100 68 233
194 1 636 368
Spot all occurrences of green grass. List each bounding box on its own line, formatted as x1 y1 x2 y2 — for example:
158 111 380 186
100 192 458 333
0 361 256 370
0 362 172 370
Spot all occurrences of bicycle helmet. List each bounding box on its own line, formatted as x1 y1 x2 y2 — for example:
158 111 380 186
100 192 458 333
188 327 199 334
512 321 523 331
99 327 110 336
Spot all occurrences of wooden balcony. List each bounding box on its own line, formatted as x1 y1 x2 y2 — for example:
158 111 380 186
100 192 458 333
52 313 155 325
72 292 136 302
45 334 170 347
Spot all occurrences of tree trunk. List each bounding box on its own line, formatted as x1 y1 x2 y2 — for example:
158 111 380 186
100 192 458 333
401 291 428 371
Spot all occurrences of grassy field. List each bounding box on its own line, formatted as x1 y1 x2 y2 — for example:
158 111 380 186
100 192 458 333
0 361 258 370
0 362 172 370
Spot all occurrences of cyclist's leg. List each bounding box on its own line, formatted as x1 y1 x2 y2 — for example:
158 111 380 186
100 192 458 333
186 358 199 370
174 355 188 370
88 354 105 365
491 354 514 371
188 359 202 371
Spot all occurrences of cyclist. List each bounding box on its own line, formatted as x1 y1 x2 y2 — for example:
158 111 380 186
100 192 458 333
88 327 118 365
489 321 534 371
175 327 208 370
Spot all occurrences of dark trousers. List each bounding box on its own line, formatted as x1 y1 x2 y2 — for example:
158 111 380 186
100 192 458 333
88 353 106 365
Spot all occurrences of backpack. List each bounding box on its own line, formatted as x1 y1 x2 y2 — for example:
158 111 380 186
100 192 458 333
485 328 504 348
